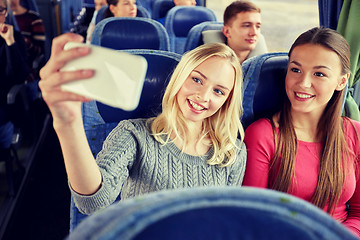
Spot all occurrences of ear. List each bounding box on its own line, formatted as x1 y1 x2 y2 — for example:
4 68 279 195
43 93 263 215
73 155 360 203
173 0 180 5
109 4 115 14
222 26 230 38
336 73 350 91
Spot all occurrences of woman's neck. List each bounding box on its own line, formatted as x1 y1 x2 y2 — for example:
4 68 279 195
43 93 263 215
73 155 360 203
290 110 322 142
171 121 211 156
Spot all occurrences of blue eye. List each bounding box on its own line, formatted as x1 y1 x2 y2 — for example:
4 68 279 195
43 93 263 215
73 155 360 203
192 77 202 84
214 89 224 95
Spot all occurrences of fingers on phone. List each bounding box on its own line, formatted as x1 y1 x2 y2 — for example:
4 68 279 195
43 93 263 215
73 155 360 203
52 33 83 53
39 69 94 91
43 90 92 105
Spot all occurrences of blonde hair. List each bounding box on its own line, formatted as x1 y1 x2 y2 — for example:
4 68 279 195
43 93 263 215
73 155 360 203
149 43 244 167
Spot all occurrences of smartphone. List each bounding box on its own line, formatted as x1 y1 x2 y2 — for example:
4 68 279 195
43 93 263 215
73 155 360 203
60 42 148 111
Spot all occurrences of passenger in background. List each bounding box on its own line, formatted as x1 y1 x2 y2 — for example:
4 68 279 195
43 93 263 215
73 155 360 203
86 0 137 43
85 0 107 43
103 0 137 18
157 0 196 25
173 0 195 6
243 27 360 238
221 0 265 63
0 0 28 170
39 33 247 215
9 0 45 80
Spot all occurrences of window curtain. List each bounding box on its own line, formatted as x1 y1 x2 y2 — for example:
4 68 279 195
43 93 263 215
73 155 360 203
337 0 360 120
318 0 343 29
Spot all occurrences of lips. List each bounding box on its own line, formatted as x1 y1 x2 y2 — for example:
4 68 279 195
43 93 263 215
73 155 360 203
187 99 207 111
246 39 256 44
294 92 315 100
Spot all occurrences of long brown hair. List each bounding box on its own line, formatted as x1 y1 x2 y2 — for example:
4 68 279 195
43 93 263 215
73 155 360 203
269 27 352 213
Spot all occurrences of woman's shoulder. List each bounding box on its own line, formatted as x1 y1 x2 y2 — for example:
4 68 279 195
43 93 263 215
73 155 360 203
343 117 360 144
245 118 273 134
117 118 150 132
105 118 153 147
244 118 275 146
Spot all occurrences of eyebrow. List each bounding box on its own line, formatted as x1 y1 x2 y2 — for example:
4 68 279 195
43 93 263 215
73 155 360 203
193 70 230 91
290 60 332 70
241 21 261 25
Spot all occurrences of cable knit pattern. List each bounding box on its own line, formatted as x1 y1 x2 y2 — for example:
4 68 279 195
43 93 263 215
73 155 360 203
71 118 247 215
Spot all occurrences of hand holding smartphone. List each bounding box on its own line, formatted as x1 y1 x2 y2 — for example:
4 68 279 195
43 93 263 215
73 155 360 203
61 42 148 111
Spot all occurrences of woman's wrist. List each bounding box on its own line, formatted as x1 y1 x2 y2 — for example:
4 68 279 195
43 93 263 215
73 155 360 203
5 36 15 46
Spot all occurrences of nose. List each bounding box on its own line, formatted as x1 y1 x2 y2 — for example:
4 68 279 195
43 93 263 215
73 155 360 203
249 25 258 36
298 73 312 88
197 87 211 102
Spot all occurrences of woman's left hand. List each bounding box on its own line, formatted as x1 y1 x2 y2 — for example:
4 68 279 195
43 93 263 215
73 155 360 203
0 23 15 46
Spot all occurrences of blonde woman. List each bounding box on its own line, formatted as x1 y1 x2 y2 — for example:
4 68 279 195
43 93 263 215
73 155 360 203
39 33 247 215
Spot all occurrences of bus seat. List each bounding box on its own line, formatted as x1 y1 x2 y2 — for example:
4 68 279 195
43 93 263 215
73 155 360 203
151 0 175 21
5 6 19 30
61 0 83 33
241 52 289 129
183 21 223 53
151 0 206 24
136 0 153 17
67 186 358 240
164 6 217 54
91 17 170 51
137 5 151 18
69 49 181 232
95 5 150 25
95 5 107 24
82 0 95 8
20 0 39 13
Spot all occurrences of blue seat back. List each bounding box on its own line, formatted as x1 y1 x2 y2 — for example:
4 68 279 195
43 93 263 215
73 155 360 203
82 0 95 8
20 0 39 12
95 5 150 24
5 7 19 30
136 0 153 16
151 0 175 20
91 17 170 51
70 50 181 232
68 186 358 240
183 21 223 53
241 53 289 129
137 5 151 18
164 6 217 54
95 5 107 24
152 0 206 21
61 0 83 32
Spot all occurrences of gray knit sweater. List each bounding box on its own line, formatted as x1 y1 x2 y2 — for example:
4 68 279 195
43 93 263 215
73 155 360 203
71 118 247 214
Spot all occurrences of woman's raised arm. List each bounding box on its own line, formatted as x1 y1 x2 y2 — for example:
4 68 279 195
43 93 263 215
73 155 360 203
39 33 102 195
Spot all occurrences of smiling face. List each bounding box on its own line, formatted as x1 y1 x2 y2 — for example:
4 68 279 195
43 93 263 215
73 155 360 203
176 56 235 126
110 0 137 17
285 43 348 118
223 11 261 55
